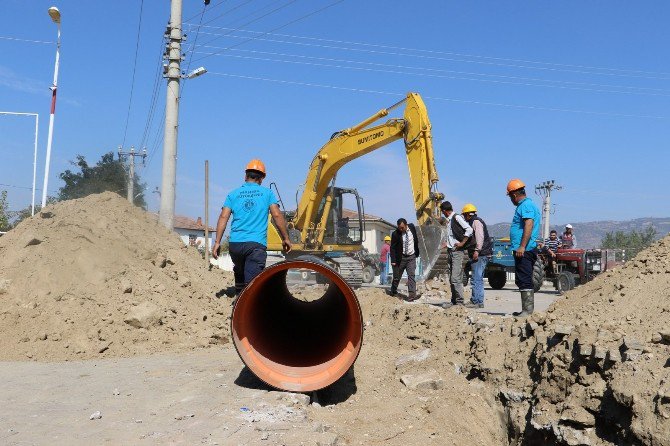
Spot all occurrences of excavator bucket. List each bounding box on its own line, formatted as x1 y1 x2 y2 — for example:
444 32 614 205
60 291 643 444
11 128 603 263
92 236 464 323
416 224 450 281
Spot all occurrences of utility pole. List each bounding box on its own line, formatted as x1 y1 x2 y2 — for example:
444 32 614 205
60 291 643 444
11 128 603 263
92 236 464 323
118 146 147 205
535 180 562 240
159 0 183 229
204 160 210 266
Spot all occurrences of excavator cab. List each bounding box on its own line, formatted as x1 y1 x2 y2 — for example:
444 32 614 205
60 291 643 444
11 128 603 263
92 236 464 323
318 187 364 247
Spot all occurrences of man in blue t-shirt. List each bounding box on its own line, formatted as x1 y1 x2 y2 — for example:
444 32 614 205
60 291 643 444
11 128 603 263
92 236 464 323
507 178 541 317
212 159 292 297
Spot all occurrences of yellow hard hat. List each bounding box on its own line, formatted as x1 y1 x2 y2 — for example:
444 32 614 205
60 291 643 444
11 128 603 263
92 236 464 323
462 203 477 214
384 235 391 241
245 159 266 176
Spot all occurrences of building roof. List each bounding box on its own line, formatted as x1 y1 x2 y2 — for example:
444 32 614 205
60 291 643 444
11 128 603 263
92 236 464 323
342 209 395 229
173 215 215 232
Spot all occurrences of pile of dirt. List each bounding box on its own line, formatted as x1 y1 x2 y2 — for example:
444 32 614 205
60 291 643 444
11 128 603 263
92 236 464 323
466 235 670 445
0 192 234 361
312 288 510 445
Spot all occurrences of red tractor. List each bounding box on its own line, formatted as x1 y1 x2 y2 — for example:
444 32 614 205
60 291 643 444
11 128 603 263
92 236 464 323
537 248 625 294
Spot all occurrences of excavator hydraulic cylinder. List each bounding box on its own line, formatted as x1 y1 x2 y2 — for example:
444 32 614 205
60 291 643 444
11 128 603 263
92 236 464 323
231 260 363 392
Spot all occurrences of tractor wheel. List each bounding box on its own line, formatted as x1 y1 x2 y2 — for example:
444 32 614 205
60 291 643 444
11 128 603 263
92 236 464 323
556 271 573 295
488 271 506 290
532 258 546 292
362 265 375 284
567 272 576 290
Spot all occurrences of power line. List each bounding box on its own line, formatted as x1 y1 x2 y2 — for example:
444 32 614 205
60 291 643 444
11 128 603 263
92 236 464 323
189 0 298 55
207 71 669 119
192 25 670 78
121 0 145 148
183 0 229 23
193 29 670 81
190 0 346 64
195 46 670 94
195 49 670 98
0 35 55 45
139 37 166 149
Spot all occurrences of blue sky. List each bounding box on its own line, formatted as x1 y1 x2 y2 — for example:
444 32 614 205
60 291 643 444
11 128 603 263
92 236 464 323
1 0 669 228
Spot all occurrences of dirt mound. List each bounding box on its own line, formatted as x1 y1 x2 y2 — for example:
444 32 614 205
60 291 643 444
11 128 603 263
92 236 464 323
0 192 234 361
466 235 670 445
314 288 509 445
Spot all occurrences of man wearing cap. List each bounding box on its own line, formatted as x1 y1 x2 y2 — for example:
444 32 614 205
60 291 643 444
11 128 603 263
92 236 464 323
439 201 474 306
213 159 292 297
507 179 541 316
379 235 391 285
462 204 493 308
561 224 577 248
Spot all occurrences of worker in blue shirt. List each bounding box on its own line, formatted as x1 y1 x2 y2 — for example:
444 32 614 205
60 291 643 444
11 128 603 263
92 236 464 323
213 159 292 297
507 178 541 317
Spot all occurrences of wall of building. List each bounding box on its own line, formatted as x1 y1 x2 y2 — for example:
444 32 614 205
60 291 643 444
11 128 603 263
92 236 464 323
174 228 213 251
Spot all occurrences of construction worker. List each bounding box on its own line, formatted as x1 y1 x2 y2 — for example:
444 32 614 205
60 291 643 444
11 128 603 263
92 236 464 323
462 204 493 309
212 159 292 297
439 201 474 306
388 218 420 301
507 179 541 316
561 224 577 248
379 235 391 285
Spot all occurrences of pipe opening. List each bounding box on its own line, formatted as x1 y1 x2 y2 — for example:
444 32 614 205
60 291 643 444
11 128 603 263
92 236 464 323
232 260 363 392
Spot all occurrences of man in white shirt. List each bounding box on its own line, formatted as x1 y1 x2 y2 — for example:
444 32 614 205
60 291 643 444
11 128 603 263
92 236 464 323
440 201 474 306
388 218 420 301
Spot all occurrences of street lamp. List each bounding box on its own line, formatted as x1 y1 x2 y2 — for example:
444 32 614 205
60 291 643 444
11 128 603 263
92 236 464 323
41 6 61 208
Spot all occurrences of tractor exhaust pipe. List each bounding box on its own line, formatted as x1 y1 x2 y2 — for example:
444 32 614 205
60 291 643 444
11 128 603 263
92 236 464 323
231 260 363 392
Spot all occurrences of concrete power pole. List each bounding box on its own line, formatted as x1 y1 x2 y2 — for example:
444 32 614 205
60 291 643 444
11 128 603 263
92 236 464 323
535 180 562 240
118 146 147 205
159 0 183 229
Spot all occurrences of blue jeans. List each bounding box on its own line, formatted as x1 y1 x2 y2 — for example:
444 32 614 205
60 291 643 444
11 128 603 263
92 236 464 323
379 262 387 285
471 256 489 304
514 249 538 291
229 241 267 295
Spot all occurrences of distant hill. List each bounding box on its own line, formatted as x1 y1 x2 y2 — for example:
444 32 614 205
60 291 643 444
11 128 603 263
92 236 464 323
488 217 670 249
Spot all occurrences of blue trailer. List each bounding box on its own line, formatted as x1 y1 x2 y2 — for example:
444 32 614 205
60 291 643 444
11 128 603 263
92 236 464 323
485 238 515 289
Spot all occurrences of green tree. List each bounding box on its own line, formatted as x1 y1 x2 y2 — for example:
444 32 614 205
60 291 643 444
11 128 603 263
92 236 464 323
58 152 146 208
601 226 657 259
0 191 10 232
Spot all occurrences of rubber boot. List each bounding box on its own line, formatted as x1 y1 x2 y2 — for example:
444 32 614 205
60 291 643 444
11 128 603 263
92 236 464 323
513 290 534 317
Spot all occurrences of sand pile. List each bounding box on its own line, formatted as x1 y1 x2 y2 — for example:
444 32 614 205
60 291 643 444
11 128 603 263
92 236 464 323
465 235 670 445
0 192 234 361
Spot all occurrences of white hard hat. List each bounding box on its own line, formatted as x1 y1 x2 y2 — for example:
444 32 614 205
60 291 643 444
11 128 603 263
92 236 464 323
565 224 573 229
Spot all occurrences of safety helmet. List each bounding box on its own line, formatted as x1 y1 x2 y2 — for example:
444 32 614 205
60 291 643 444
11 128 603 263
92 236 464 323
245 159 266 176
565 224 573 229
506 179 525 195
462 203 477 214
384 235 391 241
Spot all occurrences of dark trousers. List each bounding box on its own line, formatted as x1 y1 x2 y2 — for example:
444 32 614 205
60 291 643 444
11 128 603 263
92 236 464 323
229 242 267 295
514 249 537 291
391 254 417 297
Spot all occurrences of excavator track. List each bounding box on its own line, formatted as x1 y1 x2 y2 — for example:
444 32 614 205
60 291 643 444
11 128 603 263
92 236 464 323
330 257 363 289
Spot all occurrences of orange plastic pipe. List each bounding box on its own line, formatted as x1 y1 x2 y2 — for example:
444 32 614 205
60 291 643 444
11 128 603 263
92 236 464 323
231 260 363 392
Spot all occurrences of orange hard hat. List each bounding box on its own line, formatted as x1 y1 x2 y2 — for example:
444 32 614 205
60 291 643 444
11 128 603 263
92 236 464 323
245 159 266 176
506 179 525 195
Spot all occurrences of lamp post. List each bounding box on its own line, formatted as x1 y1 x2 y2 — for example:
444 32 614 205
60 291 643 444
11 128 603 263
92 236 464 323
41 6 61 208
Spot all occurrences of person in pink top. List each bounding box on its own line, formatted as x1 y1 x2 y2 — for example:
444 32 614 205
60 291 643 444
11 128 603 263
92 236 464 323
379 235 391 285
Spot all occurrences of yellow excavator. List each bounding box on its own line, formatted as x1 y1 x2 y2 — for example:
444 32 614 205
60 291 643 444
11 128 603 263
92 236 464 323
267 92 449 287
